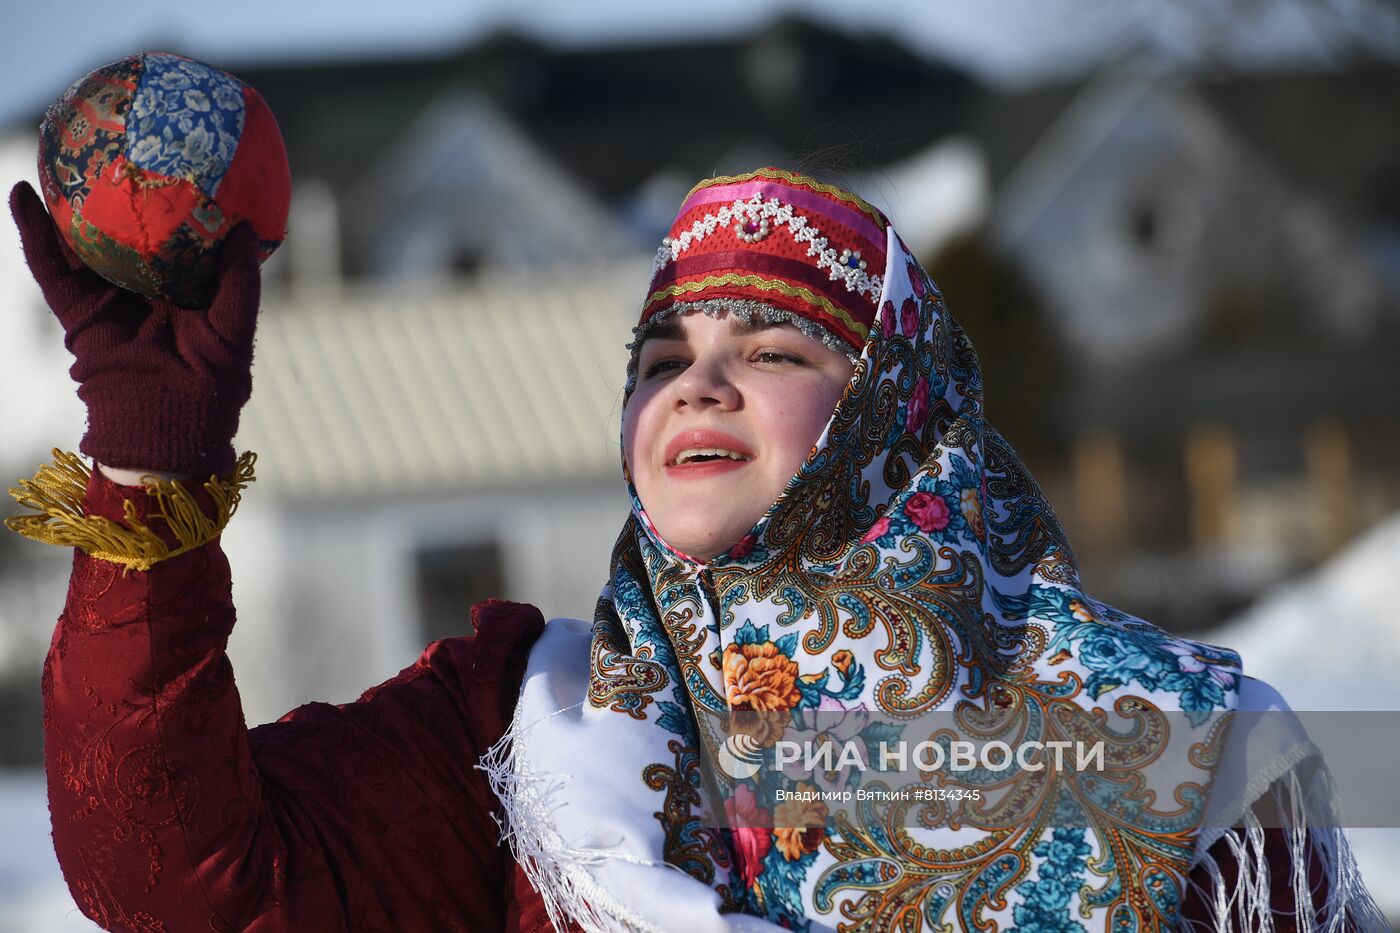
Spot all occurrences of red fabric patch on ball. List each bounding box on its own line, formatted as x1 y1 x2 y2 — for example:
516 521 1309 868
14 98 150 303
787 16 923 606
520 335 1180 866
79 155 201 256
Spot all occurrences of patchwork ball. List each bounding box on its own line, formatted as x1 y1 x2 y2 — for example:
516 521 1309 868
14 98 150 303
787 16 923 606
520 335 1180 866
37 52 290 308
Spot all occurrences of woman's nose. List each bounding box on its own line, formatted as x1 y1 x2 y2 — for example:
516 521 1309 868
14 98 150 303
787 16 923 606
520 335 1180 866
671 358 740 410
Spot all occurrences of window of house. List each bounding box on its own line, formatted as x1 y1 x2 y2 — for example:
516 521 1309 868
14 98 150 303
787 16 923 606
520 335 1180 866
1122 185 1201 261
413 539 506 643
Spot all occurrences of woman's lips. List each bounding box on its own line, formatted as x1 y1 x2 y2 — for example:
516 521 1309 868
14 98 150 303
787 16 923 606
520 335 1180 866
663 429 755 469
665 458 753 479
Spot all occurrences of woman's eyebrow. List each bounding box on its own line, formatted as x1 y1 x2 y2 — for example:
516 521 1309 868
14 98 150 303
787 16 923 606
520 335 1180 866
644 319 684 342
728 318 793 336
642 316 793 345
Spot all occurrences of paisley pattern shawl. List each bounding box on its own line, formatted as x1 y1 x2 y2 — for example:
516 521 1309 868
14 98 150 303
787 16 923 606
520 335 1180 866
493 212 1245 933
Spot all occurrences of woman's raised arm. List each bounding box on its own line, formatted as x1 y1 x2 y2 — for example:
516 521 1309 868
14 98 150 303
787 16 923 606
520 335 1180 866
40 465 542 930
9 183 548 931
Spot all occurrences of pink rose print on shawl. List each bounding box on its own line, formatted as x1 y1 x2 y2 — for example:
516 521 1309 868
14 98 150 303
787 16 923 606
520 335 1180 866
907 261 926 298
906 376 930 434
730 534 757 560
725 783 773 888
900 297 918 337
880 300 896 340
905 491 950 533
860 515 891 544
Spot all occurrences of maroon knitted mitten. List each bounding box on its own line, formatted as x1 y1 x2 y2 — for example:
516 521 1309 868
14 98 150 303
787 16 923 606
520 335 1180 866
11 181 263 477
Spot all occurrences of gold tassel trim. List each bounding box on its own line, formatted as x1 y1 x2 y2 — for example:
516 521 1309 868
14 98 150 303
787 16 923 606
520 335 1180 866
4 449 257 572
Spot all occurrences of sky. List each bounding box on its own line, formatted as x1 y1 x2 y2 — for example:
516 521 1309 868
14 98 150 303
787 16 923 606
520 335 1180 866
0 0 1151 130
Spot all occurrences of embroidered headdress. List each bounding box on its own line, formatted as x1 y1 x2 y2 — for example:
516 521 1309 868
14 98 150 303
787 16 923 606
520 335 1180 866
627 168 889 388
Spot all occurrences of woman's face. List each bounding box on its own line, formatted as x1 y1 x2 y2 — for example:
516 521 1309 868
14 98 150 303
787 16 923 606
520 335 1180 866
622 309 855 561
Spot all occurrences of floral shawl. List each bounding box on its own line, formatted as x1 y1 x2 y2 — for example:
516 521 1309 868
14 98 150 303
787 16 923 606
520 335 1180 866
482 211 1259 932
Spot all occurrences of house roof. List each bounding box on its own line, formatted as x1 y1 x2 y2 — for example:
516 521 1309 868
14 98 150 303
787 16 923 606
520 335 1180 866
983 62 1400 231
236 262 645 499
215 18 979 246
1199 63 1400 226
340 92 638 275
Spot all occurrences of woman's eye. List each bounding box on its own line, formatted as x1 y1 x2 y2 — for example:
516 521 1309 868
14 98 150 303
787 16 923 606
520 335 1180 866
642 359 685 379
754 350 804 366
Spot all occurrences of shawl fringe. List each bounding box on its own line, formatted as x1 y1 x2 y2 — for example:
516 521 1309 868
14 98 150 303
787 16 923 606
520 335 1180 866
1183 763 1389 932
478 702 672 933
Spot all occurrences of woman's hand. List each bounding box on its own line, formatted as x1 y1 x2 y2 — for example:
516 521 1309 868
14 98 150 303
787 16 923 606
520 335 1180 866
10 180 263 478
96 464 192 485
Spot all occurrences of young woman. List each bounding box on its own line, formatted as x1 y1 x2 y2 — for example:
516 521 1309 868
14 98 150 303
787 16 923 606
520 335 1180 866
8 168 1383 932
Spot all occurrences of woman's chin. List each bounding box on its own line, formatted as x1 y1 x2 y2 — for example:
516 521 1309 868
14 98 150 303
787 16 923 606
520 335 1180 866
668 539 730 562
657 525 753 563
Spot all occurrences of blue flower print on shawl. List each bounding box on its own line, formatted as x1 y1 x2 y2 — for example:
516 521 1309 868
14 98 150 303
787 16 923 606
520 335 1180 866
1033 585 1240 725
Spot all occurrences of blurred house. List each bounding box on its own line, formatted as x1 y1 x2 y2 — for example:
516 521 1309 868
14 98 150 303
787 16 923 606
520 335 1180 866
217 265 642 723
342 93 636 279
984 65 1400 632
995 71 1381 367
232 15 979 283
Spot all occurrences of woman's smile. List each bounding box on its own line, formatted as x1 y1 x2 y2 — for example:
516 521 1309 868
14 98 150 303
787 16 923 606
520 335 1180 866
664 428 756 478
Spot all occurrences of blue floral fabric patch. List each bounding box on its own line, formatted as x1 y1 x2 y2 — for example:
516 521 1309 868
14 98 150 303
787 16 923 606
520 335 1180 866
126 53 246 197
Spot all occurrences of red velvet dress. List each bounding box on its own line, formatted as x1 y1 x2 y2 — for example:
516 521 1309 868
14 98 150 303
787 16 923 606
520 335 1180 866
43 468 580 932
38 469 1334 932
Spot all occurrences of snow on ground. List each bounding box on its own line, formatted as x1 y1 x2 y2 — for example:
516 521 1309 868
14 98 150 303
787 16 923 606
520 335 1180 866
1209 511 1400 712
0 772 96 933
1207 511 1400 922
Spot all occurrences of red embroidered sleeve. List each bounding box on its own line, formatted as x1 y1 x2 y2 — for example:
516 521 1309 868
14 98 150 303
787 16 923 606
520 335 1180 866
42 467 547 932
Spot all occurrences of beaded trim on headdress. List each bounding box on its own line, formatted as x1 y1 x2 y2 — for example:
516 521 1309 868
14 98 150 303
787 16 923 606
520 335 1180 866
678 167 889 227
645 195 883 320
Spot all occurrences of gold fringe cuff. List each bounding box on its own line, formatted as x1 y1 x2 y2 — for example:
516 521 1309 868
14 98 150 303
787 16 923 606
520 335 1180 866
4 449 257 572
